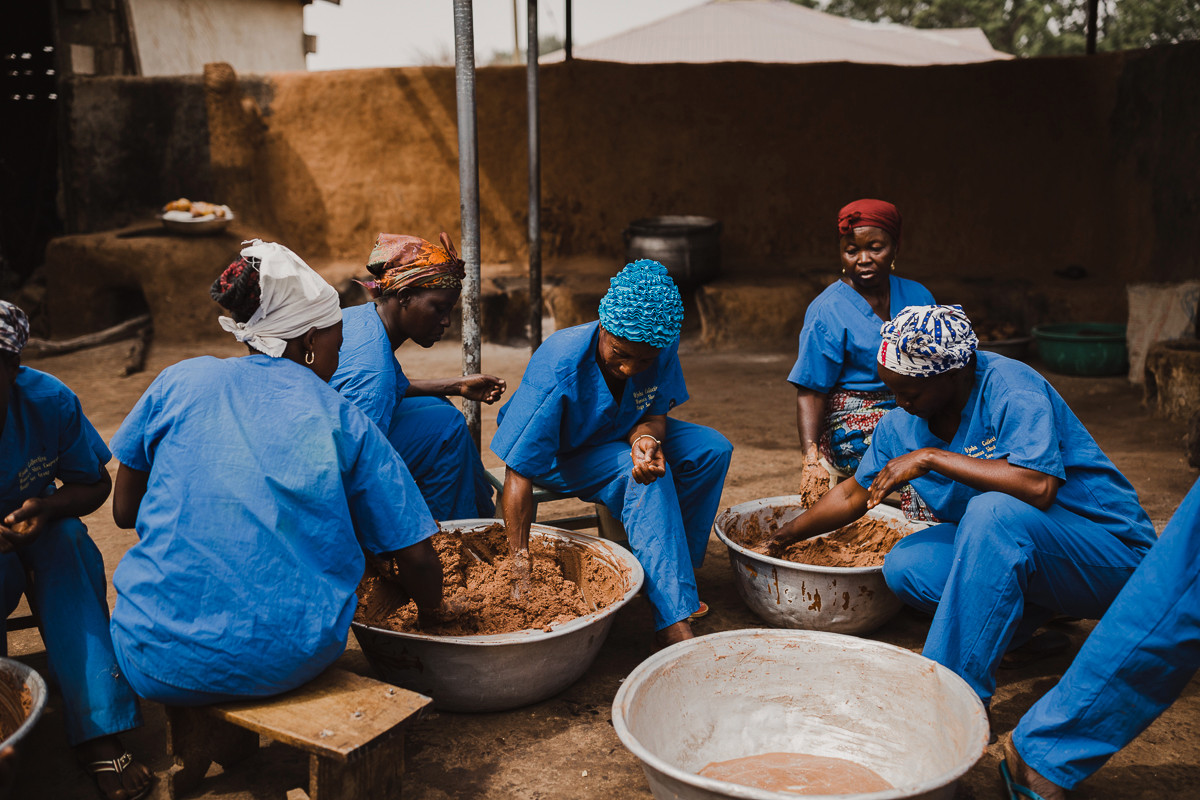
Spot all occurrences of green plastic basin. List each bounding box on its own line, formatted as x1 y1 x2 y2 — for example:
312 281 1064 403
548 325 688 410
1032 323 1128 376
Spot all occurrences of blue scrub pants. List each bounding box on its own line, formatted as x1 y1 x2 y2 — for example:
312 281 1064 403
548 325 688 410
111 645 247 707
1 518 143 745
533 418 733 630
882 492 1148 703
387 396 495 520
1012 479 1200 790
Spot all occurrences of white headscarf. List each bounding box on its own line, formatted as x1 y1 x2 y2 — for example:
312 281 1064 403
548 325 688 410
878 305 978 378
218 240 342 357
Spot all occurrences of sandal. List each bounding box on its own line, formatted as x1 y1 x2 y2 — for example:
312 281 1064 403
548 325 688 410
1000 630 1070 669
1000 735 1065 800
689 601 710 620
84 751 155 800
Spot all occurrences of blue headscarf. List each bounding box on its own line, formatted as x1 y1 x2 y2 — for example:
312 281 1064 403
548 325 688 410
597 260 683 349
0 301 29 356
878 304 977 377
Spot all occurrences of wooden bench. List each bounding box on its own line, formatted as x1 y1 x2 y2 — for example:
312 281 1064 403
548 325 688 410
162 667 431 800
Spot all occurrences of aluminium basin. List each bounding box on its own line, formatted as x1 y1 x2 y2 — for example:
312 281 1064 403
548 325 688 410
714 496 927 634
351 520 644 712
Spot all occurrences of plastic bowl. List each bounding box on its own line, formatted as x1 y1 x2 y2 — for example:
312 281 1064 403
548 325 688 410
714 496 927 634
1032 323 1127 376
0 657 47 751
351 519 644 712
613 629 989 800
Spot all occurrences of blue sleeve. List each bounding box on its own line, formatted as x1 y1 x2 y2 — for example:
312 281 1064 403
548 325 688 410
54 390 110 484
646 342 689 415
986 385 1067 480
340 406 437 553
490 381 565 478
333 369 396 432
787 312 845 392
852 410 904 488
110 376 166 473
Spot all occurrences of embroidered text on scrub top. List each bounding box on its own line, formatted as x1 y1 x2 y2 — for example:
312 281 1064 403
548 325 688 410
633 386 659 413
963 436 998 459
18 455 57 492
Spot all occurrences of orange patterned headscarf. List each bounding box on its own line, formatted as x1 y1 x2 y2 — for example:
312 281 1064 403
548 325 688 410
357 231 466 298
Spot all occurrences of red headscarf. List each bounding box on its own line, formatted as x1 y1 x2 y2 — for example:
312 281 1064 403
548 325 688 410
837 199 902 246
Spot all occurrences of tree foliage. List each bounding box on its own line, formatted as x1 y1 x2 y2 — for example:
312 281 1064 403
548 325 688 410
791 0 1200 56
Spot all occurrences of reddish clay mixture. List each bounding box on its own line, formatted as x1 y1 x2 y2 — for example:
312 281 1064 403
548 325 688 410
700 752 894 795
0 671 31 742
356 524 629 636
731 507 908 568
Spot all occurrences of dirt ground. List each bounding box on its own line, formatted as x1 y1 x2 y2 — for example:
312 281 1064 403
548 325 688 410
9 331 1199 800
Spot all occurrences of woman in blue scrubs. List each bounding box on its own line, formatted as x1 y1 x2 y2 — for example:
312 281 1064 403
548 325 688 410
0 301 153 800
331 232 503 520
766 305 1154 708
492 260 733 649
1002 477 1200 800
789 199 935 517
108 241 444 705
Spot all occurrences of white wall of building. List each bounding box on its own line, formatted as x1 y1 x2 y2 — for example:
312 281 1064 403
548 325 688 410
126 0 307 76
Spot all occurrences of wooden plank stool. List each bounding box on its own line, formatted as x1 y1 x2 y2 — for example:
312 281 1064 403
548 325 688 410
162 667 431 800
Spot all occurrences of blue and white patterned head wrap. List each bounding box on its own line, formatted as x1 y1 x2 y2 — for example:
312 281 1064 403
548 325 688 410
597 260 683 349
0 300 30 356
878 304 977 377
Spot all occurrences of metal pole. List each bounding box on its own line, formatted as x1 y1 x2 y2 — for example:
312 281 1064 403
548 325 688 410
1085 0 1099 54
564 0 573 61
453 0 482 447
527 0 543 351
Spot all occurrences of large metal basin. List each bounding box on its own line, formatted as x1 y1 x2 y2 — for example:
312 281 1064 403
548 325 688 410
351 520 644 713
613 630 988 800
0 657 47 750
714 496 927 634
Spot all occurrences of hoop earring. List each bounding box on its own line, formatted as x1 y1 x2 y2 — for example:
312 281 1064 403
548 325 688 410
305 351 315 365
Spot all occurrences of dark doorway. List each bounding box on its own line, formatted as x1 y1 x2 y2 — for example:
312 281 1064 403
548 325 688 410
1 2 60 292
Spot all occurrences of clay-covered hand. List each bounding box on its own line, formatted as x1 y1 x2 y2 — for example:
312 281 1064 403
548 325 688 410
418 592 469 628
798 442 830 509
459 374 507 404
0 499 50 553
509 547 533 600
630 436 667 485
867 449 934 509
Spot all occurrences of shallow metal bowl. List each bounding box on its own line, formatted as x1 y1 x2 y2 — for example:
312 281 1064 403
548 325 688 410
714 496 927 634
612 629 988 800
351 519 644 713
0 657 47 751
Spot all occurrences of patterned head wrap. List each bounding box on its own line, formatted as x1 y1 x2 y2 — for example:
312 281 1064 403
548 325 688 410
598 260 684 349
214 240 342 358
878 305 978 378
837 198 902 246
358 232 466 298
0 300 29 356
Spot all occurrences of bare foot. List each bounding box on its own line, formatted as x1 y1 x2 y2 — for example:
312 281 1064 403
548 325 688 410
654 620 695 650
76 734 154 800
1003 735 1066 800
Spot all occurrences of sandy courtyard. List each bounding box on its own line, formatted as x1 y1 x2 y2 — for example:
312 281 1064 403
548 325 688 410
8 329 1198 800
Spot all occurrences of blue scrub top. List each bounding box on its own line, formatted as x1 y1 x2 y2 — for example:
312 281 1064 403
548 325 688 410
856 352 1155 549
329 302 410 431
788 275 935 393
109 354 437 696
491 321 688 478
1 367 109 514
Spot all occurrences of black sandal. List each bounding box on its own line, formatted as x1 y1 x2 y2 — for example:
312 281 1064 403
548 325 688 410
83 751 154 800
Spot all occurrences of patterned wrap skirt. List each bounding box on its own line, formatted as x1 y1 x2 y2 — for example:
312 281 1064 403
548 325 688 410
818 387 940 524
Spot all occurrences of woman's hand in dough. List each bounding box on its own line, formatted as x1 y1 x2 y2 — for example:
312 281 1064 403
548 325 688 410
459 374 506 404
630 436 666 485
